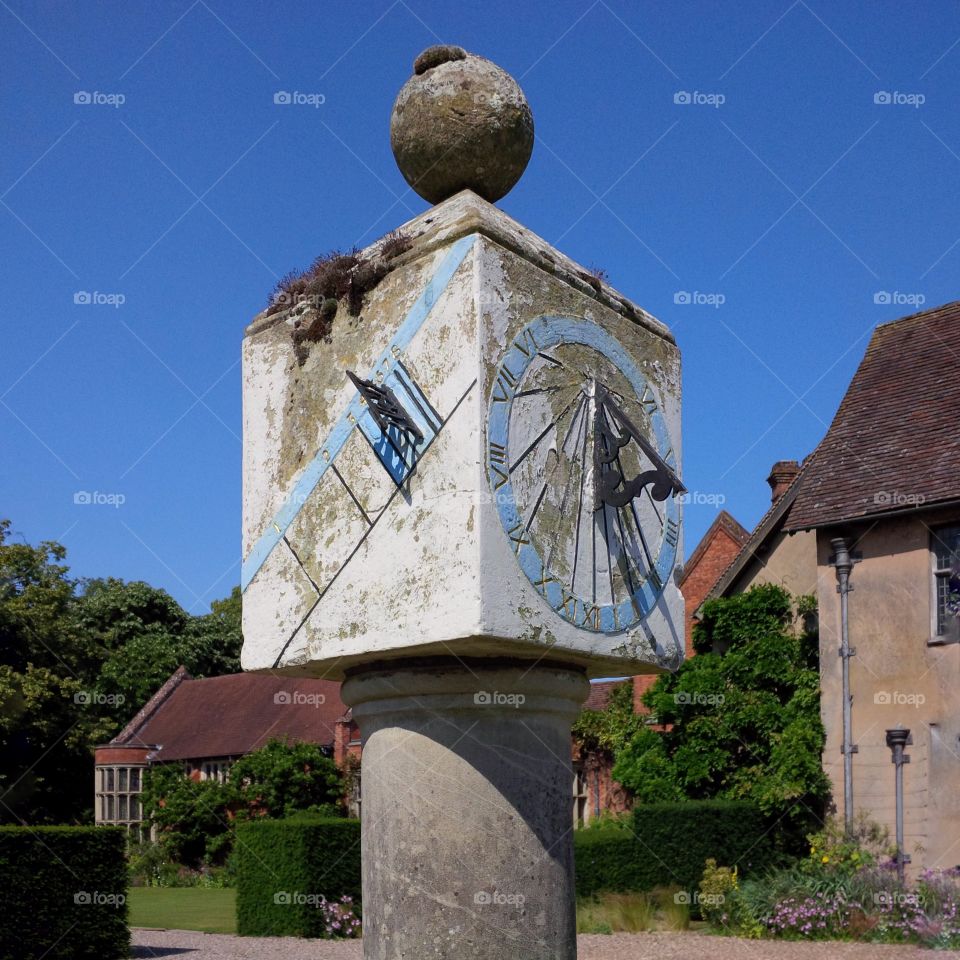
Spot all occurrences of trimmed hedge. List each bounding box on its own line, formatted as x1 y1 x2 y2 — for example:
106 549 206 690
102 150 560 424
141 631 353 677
575 801 776 898
236 816 361 937
0 825 128 960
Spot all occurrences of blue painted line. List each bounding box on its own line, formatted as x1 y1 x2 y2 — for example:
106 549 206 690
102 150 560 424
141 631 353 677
242 233 477 590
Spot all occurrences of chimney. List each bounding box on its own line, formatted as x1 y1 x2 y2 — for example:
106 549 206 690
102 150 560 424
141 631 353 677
767 460 800 504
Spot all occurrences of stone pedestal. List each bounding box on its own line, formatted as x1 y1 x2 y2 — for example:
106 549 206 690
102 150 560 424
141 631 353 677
342 658 589 960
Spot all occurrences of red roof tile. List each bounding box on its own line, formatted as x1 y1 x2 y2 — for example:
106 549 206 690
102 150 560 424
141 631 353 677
787 301 960 530
113 672 348 761
583 679 628 711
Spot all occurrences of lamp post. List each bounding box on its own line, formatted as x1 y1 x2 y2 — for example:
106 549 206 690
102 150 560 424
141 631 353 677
831 537 858 834
885 726 912 885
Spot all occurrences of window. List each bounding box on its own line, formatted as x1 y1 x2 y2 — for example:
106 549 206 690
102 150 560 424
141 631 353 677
95 764 146 828
201 760 232 783
572 764 588 827
348 774 362 819
933 525 960 640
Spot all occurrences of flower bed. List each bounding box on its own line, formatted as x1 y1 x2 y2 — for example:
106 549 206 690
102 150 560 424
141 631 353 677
699 817 960 948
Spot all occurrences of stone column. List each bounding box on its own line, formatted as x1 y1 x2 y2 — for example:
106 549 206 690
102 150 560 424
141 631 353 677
341 658 589 960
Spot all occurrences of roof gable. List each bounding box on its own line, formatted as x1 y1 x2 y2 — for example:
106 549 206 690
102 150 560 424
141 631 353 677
787 301 960 530
678 510 749 586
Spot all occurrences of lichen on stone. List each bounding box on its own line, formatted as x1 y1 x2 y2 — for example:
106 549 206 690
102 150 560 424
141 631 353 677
414 44 467 76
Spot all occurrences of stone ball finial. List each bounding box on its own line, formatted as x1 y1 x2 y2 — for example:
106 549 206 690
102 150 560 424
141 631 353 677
390 46 534 205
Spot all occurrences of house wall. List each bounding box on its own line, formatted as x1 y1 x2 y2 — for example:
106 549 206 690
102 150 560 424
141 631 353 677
732 527 819 598
816 512 960 872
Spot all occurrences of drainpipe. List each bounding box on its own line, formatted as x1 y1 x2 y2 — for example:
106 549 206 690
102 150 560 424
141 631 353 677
885 727 912 885
831 537 859 835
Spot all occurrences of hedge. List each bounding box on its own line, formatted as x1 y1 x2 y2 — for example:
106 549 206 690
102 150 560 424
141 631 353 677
575 801 776 898
236 816 361 937
0 825 128 960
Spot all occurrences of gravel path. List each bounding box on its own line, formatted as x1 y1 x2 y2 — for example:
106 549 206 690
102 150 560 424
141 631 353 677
132 928 960 959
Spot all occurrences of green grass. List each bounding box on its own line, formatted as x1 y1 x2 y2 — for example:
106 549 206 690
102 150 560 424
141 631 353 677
128 887 237 934
576 890 695 934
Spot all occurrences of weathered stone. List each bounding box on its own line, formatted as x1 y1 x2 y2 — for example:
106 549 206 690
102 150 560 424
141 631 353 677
342 658 588 960
414 44 466 75
240 192 684 681
391 49 534 204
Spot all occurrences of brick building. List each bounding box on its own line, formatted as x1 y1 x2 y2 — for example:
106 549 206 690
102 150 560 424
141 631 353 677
97 666 632 833
94 667 354 835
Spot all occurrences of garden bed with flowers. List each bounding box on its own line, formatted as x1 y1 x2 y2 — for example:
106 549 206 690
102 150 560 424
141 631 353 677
698 818 960 949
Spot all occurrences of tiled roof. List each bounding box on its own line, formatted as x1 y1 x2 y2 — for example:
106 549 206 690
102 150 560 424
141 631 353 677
787 301 960 530
113 671 348 761
583 679 627 711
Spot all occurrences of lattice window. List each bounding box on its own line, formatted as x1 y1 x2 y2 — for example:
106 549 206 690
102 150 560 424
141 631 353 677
933 524 960 639
572 763 588 827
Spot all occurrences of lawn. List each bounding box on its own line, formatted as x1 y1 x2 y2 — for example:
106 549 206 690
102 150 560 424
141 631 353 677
128 887 237 934
128 887 697 938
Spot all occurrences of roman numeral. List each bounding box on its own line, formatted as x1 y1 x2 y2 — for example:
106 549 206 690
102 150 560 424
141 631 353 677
489 442 509 489
640 385 658 415
514 328 539 357
492 364 519 403
534 569 557 594
647 567 663 591
507 522 529 553
558 589 577 620
664 518 679 547
581 605 600 630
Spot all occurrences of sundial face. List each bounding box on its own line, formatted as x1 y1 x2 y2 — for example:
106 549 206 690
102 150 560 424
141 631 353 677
487 316 684 635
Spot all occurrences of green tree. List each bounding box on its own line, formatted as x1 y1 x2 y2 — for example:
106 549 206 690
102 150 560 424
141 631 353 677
0 519 243 824
230 739 343 820
142 739 344 866
140 764 235 865
612 586 829 845
77 579 242 716
572 678 644 755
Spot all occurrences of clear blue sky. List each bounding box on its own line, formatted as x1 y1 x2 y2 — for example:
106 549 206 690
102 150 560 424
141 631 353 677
2 0 959 613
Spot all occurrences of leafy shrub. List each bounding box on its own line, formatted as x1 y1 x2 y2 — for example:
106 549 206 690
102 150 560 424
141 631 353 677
0 825 128 960
574 801 775 898
141 764 234 866
699 858 762 937
613 586 829 849
235 816 360 937
141 739 345 867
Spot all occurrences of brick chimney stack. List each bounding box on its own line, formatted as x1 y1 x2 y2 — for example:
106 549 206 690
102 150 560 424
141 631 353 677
767 460 800 504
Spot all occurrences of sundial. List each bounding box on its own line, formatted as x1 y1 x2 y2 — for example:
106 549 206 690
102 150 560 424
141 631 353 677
241 45 684 960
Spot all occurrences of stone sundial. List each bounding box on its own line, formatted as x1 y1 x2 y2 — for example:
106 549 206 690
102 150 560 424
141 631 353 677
241 45 684 960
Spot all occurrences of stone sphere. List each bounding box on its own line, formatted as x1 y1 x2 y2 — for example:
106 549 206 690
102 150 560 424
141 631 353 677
390 46 534 205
